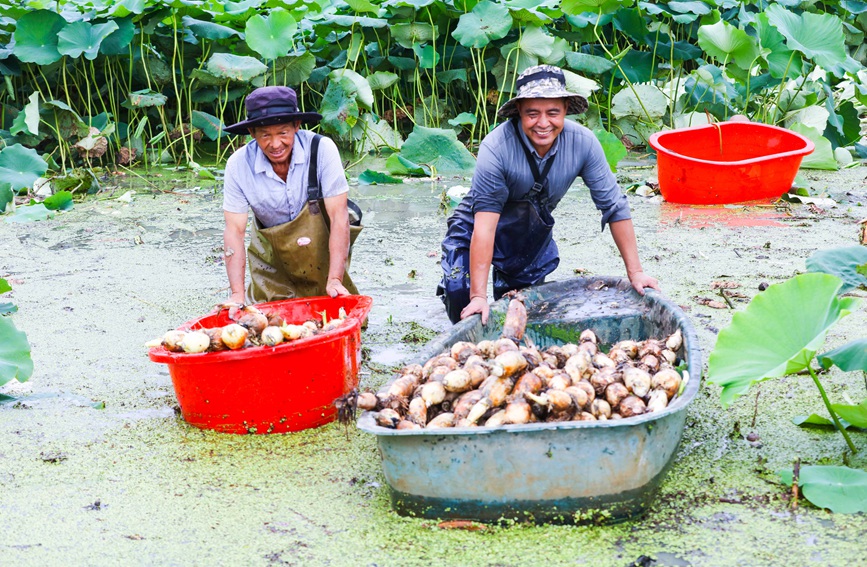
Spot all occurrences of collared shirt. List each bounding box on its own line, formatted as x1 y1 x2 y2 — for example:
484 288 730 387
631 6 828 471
470 119 631 230
222 129 348 228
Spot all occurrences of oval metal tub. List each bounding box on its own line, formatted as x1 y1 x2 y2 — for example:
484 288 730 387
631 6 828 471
358 277 702 524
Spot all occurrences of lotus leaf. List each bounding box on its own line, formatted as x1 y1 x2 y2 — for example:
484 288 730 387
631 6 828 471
504 0 556 25
126 89 168 108
819 338 867 374
368 71 399 90
778 466 867 514
99 17 136 55
110 0 145 17
40 100 90 140
754 13 802 79
448 112 477 126
192 110 225 141
44 191 73 211
413 44 439 69
792 414 852 429
182 16 241 40
697 20 760 70
190 68 228 87
452 1 512 49
0 145 48 192
387 56 417 71
565 51 615 75
272 51 316 85
329 69 374 110
436 69 468 84
12 10 66 65
320 77 359 138
391 22 438 49
668 1 712 15
385 153 430 176
315 15 388 29
6 203 54 223
358 170 403 185
766 5 857 77
356 114 403 153
790 123 837 170
806 246 867 294
58 21 119 60
0 316 32 386
245 10 297 60
0 183 12 213
399 126 475 174
561 0 631 17
824 100 862 147
611 83 668 120
593 129 626 172
0 278 9 294
206 53 267 81
346 0 379 12
10 92 39 137
707 273 859 408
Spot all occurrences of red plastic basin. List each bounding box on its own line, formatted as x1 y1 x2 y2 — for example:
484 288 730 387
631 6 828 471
149 295 373 434
648 122 814 204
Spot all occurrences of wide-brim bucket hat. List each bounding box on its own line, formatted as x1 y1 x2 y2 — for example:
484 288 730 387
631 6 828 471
497 65 588 119
224 86 322 134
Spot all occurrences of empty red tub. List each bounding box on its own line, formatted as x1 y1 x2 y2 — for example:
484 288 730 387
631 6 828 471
149 295 373 434
648 122 814 204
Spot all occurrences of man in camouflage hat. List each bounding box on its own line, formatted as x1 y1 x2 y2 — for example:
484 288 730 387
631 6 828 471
437 64 659 324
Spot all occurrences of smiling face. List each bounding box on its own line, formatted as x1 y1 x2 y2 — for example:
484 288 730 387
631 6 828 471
250 121 301 168
517 98 568 157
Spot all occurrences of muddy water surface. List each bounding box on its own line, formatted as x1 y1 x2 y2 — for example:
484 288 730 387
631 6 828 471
1 161 866 565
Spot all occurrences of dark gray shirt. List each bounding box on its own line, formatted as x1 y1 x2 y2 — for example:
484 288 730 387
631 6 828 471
470 119 631 230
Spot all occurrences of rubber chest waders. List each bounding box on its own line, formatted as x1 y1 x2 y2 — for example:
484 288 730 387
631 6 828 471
245 135 362 303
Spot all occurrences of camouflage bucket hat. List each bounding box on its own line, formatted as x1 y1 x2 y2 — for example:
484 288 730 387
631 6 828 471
497 65 588 119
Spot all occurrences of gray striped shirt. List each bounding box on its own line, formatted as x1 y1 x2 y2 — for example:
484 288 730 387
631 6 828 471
470 119 631 230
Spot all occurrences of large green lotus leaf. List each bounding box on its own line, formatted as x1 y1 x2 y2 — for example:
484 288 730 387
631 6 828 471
565 51 615 75
778 466 867 514
182 16 241 40
448 112 477 126
611 83 667 120
13 10 66 65
593 128 626 172
10 92 39 137
806 246 867 294
754 12 802 79
6 203 54 223
192 110 225 140
707 273 859 408
368 71 399 90
790 123 836 170
399 126 476 174
272 51 316 85
819 339 867 372
58 21 119 60
824 99 862 148
320 77 359 138
358 170 403 185
0 144 48 191
697 19 759 70
245 9 297 60
0 316 32 386
314 14 388 29
346 0 378 12
207 53 267 81
668 1 712 16
436 69 468 84
110 0 145 17
504 0 555 25
125 89 168 108
412 43 439 69
561 0 632 17
40 100 89 140
830 400 867 429
190 68 228 87
329 69 373 110
452 1 512 49
385 153 430 176
765 5 854 77
99 17 136 55
43 191 73 211
512 25 555 61
356 113 403 153
614 49 655 83
391 22 438 49
0 182 12 214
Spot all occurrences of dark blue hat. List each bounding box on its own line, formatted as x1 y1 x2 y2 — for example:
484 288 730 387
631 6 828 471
224 86 322 134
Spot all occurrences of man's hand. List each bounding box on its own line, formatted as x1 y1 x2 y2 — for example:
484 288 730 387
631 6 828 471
326 277 350 298
628 271 661 296
461 296 490 324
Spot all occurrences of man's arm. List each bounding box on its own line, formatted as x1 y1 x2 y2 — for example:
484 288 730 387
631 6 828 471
322 193 351 297
223 210 249 304
461 211 500 324
609 219 660 295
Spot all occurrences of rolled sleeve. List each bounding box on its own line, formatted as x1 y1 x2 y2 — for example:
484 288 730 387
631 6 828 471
316 136 349 199
470 142 509 214
580 134 632 231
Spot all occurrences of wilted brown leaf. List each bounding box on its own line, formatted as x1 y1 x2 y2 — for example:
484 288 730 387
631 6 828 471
437 520 486 531
695 297 728 309
711 281 741 289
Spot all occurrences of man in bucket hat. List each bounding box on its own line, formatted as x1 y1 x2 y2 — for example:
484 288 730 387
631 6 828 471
222 85 361 303
437 65 659 324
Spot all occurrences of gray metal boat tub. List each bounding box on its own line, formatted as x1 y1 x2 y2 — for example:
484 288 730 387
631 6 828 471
358 277 702 524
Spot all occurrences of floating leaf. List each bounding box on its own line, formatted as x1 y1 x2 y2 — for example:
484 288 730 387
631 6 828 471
593 129 627 172
806 246 867 294
12 9 66 65
399 126 476 174
778 466 867 514
206 53 268 82
43 191 73 211
5 203 54 223
245 9 297 60
386 153 430 176
0 316 32 386
58 21 119 60
0 144 48 191
818 339 867 373
707 273 859 408
792 414 851 429
358 170 403 185
830 400 867 429
452 1 512 48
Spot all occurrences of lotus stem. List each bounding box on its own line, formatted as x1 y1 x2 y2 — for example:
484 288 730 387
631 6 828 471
808 365 857 453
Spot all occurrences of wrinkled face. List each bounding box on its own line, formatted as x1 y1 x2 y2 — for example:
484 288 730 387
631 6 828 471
517 98 567 156
250 121 301 166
